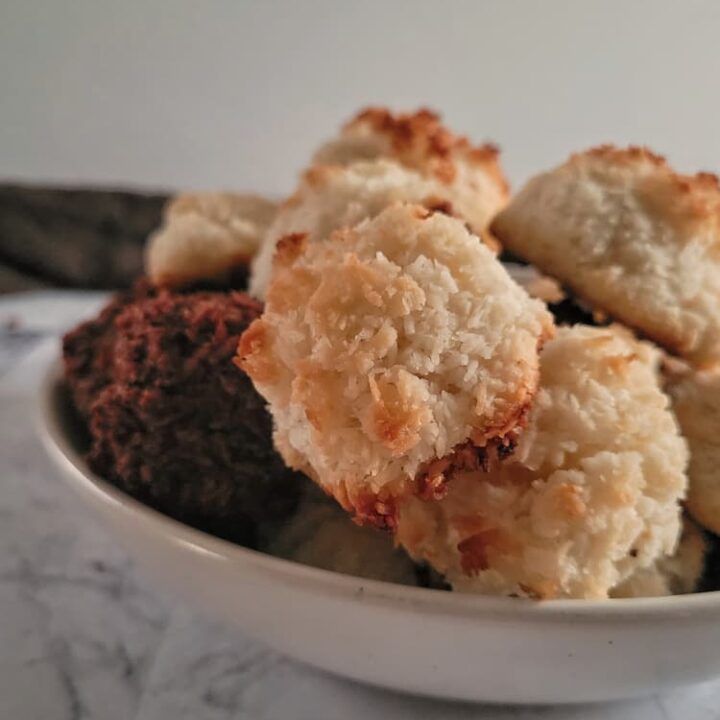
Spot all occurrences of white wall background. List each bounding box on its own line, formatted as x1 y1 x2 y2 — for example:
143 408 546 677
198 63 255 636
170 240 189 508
2 0 719 196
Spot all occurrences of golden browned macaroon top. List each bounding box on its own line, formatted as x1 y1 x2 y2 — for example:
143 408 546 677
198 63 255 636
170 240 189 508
491 144 720 367
572 145 720 240
341 107 509 190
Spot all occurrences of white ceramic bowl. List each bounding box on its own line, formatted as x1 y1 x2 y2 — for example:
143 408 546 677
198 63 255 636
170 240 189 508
38 361 720 704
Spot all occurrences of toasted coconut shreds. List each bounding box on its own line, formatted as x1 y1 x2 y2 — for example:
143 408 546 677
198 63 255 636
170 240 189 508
346 107 500 167
395 325 688 599
339 107 511 192
240 202 553 524
491 144 720 366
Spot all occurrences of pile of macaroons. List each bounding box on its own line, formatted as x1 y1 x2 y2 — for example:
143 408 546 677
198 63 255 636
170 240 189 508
133 108 720 599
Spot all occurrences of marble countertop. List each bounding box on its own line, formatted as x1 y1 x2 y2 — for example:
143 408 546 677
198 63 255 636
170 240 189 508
2 290 720 720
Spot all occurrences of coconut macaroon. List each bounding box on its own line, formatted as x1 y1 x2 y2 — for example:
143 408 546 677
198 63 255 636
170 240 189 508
667 369 720 534
491 146 720 368
395 325 688 600
146 192 277 287
238 203 554 527
250 160 445 298
313 107 509 233
611 516 707 598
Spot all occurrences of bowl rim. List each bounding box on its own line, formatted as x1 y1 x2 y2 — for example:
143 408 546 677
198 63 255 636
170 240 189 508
38 358 720 621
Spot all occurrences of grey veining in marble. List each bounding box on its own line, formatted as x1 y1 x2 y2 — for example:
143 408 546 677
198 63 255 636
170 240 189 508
0 393 170 720
1 291 720 720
